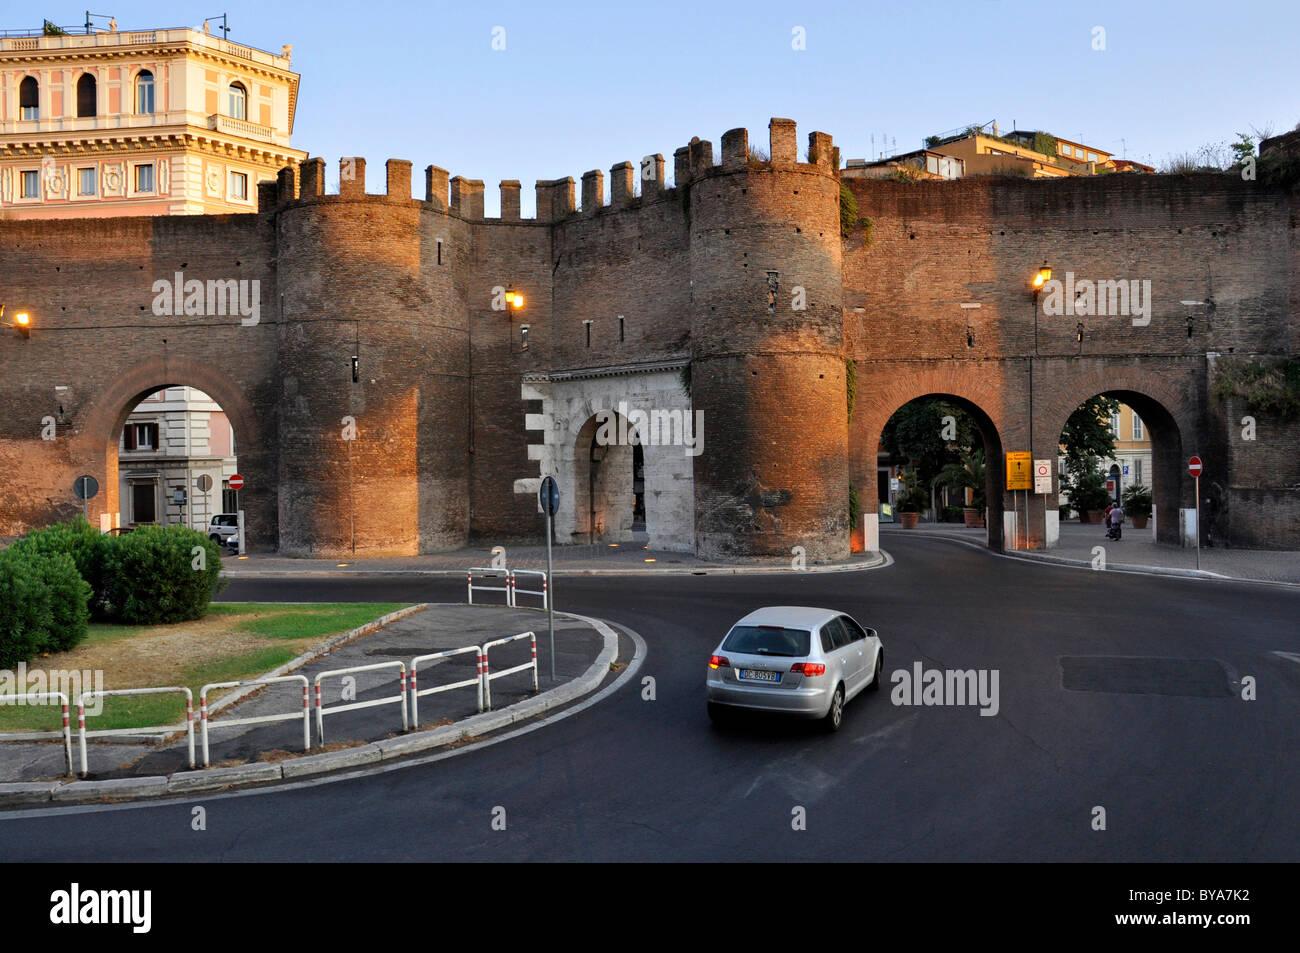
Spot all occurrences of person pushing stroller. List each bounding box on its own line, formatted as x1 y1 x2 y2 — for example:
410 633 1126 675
1106 502 1125 540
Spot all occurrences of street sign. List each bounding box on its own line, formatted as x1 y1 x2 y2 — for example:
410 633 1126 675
1033 459 1052 495
1122 465 1129 476
539 475 559 516
228 474 245 491
72 475 98 500
1006 452 1032 491
195 474 214 492
1188 456 1203 478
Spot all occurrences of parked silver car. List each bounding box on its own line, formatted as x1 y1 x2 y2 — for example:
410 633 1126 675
706 606 884 731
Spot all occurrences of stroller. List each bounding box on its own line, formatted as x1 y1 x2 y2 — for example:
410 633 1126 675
1105 510 1123 540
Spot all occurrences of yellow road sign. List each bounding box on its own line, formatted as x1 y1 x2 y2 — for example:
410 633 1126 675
1006 451 1033 491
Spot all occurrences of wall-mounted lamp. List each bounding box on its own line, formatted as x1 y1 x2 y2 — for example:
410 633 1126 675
0 304 32 339
1032 260 1052 297
505 290 525 310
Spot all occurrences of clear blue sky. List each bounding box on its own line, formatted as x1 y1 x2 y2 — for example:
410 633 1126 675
36 1 1300 215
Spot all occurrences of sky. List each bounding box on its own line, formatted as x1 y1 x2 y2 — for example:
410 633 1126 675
32 0 1300 216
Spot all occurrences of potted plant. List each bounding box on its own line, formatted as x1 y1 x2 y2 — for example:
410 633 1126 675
897 486 925 529
1122 484 1153 529
933 449 986 528
1065 463 1111 523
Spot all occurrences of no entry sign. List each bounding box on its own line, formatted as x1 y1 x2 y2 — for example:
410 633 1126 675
1188 456 1203 478
228 474 245 490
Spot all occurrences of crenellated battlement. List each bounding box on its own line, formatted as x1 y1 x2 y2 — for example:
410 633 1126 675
258 118 837 220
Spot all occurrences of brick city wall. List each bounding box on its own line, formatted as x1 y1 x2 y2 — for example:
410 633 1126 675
0 118 1297 554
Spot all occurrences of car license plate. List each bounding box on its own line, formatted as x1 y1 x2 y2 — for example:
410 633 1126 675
740 669 780 683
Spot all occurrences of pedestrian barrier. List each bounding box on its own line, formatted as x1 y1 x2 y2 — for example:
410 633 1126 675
0 691 73 776
467 567 511 605
482 631 539 710
314 661 408 743
199 675 310 767
409 645 484 726
509 570 549 609
77 687 194 776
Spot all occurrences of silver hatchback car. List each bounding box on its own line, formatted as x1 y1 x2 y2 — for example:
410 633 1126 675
706 606 884 731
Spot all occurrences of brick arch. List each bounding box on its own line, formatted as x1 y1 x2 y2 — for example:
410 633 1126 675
851 361 1015 550
1038 364 1199 545
83 355 277 551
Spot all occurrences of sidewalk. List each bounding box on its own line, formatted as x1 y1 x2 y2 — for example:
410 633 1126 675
222 541 886 576
0 604 609 788
885 521 1300 585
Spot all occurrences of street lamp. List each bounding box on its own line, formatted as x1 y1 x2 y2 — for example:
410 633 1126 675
1031 260 1052 297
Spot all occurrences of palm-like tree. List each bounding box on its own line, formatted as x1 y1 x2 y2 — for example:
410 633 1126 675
932 449 986 512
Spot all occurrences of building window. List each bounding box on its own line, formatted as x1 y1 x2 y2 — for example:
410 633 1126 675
619 315 625 342
135 70 154 114
134 163 154 193
77 73 97 118
131 482 156 524
520 324 530 350
1110 412 1121 435
584 320 592 347
1132 415 1144 440
19 76 39 120
20 170 40 199
230 171 248 200
1134 459 1143 485
123 422 160 451
1087 152 1098 162
227 82 247 120
78 168 96 196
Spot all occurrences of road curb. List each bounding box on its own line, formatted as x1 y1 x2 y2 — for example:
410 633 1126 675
896 530 1300 588
219 552 887 578
1 608 620 806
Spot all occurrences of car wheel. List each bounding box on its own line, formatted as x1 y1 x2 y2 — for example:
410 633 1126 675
869 651 883 692
823 684 845 732
209 535 221 543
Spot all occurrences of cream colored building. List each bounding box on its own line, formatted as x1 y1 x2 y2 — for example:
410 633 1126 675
0 23 305 218
118 386 238 532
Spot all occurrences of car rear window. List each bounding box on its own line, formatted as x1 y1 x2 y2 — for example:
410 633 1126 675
722 625 811 657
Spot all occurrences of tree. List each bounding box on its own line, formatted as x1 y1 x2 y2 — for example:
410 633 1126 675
881 398 980 490
932 449 987 510
1060 396 1120 475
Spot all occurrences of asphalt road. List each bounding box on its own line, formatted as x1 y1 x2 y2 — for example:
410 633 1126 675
3 535 1298 861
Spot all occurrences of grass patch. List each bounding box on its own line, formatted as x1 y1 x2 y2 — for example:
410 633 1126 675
0 602 411 732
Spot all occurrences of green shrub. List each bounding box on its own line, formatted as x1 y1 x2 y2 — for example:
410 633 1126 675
9 517 110 619
1065 464 1111 515
101 525 226 625
0 548 91 666
1122 484 1153 519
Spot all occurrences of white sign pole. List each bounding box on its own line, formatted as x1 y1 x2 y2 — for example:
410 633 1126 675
237 509 246 556
1194 474 1200 572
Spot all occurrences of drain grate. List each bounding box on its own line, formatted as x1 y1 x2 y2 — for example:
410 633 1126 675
1060 656 1234 697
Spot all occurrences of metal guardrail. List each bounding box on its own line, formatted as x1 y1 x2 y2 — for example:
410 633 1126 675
509 570 549 609
481 631 539 710
77 687 194 776
313 661 408 743
0 691 73 775
199 675 310 767
409 646 484 726
467 567 511 605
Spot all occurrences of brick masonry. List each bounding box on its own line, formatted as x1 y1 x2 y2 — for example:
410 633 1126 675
0 120 1297 554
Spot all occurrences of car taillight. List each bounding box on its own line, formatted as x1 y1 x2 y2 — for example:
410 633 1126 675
709 655 729 670
790 662 825 677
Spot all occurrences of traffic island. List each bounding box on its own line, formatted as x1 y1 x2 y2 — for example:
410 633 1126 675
0 604 618 807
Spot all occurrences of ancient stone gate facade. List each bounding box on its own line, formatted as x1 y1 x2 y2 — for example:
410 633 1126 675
2 120 1297 557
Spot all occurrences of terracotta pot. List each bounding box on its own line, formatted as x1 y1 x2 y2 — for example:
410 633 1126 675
899 512 920 529
1087 510 1107 524
963 508 984 528
850 526 865 552
1131 515 1149 529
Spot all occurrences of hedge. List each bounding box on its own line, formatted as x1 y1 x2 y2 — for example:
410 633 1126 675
0 547 92 668
7 517 111 620
100 525 225 625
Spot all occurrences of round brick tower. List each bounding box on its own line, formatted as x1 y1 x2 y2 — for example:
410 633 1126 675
688 120 849 561
273 158 470 556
